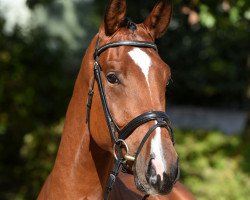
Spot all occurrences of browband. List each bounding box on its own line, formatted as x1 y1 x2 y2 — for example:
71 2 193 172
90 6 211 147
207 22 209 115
94 40 158 59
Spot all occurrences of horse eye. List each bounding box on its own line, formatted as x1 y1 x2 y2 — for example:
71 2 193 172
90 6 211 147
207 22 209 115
106 73 120 84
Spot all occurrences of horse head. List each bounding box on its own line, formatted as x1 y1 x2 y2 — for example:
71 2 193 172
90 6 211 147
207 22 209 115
87 0 179 195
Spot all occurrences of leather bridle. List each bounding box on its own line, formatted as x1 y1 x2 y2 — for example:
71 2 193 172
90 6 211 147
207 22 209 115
86 37 177 200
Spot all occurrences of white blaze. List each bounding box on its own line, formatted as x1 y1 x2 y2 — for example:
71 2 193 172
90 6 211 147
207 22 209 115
128 48 152 85
129 48 166 176
150 126 167 179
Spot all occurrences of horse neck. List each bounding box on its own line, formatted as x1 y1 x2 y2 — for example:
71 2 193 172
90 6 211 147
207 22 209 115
42 36 114 199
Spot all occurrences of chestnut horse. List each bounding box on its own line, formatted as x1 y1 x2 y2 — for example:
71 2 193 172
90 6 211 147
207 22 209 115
38 0 195 199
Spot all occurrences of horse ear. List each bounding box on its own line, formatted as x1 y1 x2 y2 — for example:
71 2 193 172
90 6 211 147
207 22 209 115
104 0 127 36
143 0 172 39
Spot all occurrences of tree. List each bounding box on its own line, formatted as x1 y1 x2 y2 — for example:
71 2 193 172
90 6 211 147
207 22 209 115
0 0 100 198
0 16 72 200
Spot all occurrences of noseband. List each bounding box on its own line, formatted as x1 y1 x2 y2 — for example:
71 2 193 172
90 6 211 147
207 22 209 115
86 37 177 200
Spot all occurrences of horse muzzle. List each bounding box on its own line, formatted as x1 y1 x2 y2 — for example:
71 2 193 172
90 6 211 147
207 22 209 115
134 151 179 195
146 156 179 194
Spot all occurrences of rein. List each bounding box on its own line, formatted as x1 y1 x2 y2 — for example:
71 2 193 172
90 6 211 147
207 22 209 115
86 37 176 200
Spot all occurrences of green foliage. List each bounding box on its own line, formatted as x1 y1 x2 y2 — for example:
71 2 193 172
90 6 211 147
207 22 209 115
0 18 73 199
26 0 55 9
175 129 250 200
161 1 249 107
199 4 216 28
17 120 63 199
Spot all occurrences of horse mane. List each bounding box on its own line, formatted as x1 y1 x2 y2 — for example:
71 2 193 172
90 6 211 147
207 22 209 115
120 17 137 31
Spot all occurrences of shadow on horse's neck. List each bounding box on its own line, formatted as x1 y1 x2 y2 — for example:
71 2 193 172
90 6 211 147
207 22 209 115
89 133 114 185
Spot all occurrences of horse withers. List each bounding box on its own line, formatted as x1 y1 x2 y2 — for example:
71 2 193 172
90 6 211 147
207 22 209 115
38 0 195 199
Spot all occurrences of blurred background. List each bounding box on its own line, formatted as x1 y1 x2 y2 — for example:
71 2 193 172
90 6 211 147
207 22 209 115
0 0 249 199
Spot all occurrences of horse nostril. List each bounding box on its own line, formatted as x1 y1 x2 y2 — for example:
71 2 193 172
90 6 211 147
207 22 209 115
146 158 160 185
149 174 158 185
145 158 178 194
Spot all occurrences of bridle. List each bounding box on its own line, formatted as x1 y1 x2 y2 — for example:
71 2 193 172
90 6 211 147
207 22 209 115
86 37 177 200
